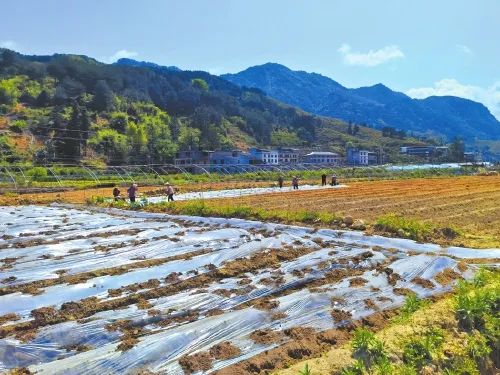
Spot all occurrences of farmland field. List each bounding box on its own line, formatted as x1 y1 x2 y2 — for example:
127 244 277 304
153 175 500 249
2 175 499 249
1 205 498 374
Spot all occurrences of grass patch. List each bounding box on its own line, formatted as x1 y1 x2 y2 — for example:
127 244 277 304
375 214 463 243
101 199 343 228
279 269 500 375
375 214 433 241
393 293 429 323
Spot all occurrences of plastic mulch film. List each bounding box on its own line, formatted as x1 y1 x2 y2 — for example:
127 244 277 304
0 205 498 374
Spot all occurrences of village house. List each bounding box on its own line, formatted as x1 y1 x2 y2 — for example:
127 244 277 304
347 147 379 165
400 146 435 157
174 149 259 168
174 149 212 166
303 151 341 165
277 148 300 164
248 148 279 164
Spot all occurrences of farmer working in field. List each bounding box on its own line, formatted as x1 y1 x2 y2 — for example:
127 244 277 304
112 186 121 201
292 176 300 190
127 183 138 203
331 174 338 186
278 175 284 189
166 182 175 202
321 173 327 186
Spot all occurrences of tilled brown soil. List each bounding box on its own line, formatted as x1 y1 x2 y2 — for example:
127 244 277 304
2 206 493 375
0 246 316 341
0 247 213 296
173 176 500 248
216 310 398 375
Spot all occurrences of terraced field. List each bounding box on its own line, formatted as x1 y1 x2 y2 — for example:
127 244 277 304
1 205 498 374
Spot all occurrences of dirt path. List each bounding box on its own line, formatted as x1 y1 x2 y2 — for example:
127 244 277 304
0 181 277 205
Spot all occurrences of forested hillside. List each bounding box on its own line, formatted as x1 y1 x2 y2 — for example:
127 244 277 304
0 50 421 166
222 63 500 142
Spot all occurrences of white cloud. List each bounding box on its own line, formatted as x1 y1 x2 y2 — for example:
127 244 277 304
338 43 404 67
407 79 500 120
456 44 473 55
0 40 19 50
104 49 138 63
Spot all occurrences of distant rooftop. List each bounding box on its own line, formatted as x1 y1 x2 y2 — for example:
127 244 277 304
306 151 339 156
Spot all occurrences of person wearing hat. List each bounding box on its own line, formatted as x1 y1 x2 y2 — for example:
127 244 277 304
166 182 175 202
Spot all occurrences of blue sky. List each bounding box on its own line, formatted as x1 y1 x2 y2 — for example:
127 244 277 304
1 0 498 118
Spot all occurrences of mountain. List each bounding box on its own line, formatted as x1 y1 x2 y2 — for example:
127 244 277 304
222 64 500 141
115 58 181 72
0 51 421 165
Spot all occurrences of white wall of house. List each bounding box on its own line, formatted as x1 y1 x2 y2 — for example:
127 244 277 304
359 151 369 165
263 150 279 164
278 151 299 164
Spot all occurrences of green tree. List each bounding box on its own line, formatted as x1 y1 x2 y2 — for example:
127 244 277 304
178 126 201 150
91 80 114 112
270 128 301 146
191 78 209 91
0 50 15 68
126 122 148 161
353 124 360 135
141 110 177 163
200 123 228 150
449 137 465 162
89 129 128 164
0 77 21 106
36 90 51 107
109 112 129 133
0 135 21 163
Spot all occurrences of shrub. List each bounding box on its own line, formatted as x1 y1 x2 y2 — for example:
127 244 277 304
395 293 428 322
26 167 48 180
296 211 320 223
351 327 387 369
422 328 445 353
443 357 480 375
93 196 105 204
340 359 365 375
472 268 488 288
467 331 491 360
402 328 444 370
373 356 393 375
9 119 28 133
299 363 312 375
393 364 417 375
227 205 253 217
402 341 431 370
180 200 208 216
455 288 493 331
